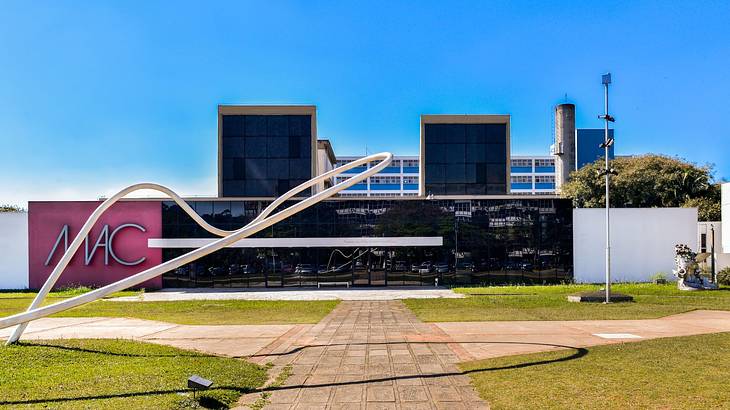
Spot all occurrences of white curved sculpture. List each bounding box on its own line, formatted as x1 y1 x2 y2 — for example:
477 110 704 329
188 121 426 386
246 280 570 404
2 152 393 344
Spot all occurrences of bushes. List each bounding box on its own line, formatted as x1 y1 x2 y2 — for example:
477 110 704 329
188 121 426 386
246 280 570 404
717 267 730 286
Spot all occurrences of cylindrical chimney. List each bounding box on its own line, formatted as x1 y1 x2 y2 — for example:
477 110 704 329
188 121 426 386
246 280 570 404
554 103 576 191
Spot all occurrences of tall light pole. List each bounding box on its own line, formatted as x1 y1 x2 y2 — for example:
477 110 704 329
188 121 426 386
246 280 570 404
599 73 615 303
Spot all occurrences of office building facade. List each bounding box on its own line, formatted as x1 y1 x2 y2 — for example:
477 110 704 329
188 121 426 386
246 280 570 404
27 105 574 289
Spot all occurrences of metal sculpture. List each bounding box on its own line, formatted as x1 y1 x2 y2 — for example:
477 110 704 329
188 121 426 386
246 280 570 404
2 152 393 344
673 243 717 291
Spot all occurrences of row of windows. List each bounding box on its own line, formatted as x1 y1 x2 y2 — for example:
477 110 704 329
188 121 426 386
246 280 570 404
424 123 507 144
336 159 420 168
371 176 401 184
510 175 556 184
510 158 556 167
424 143 506 165
221 115 311 138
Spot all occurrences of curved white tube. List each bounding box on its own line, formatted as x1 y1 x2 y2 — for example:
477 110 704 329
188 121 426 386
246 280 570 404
3 152 393 344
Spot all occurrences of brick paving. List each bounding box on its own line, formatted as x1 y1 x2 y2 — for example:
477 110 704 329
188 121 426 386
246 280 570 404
245 300 488 409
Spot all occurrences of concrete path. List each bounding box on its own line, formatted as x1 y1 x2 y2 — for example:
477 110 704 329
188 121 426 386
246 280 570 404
435 309 730 361
242 300 489 409
111 287 464 302
0 317 301 357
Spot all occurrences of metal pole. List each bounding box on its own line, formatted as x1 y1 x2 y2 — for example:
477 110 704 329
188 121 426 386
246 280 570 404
711 224 716 283
603 76 611 303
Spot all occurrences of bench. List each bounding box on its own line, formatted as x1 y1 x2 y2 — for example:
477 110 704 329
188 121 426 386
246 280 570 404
317 281 351 288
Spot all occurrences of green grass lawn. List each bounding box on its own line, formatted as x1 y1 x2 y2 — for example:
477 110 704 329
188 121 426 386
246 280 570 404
0 289 339 325
461 332 730 409
0 338 267 409
404 283 730 322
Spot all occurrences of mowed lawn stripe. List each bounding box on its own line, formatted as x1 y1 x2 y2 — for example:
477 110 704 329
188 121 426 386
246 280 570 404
460 332 730 409
404 283 730 322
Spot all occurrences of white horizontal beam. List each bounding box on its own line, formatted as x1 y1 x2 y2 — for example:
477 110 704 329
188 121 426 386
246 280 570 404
148 237 443 248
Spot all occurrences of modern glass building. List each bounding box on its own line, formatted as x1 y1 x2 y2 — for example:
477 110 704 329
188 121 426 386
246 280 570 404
159 197 573 287
218 106 316 197
420 115 510 196
27 105 574 290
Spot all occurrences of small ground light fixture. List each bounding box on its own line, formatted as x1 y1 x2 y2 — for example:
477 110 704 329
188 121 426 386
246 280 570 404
188 375 213 398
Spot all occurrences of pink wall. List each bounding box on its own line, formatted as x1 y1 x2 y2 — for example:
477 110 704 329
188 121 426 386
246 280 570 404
28 201 162 290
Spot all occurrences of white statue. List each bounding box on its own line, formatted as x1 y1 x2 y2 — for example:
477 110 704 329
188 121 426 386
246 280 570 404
673 244 717 291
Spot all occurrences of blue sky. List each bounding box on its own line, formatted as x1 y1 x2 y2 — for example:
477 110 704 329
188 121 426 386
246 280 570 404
1 1 728 206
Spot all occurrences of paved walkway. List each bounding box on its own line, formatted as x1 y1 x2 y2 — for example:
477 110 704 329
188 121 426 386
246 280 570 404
112 287 464 302
0 317 299 357
242 300 488 409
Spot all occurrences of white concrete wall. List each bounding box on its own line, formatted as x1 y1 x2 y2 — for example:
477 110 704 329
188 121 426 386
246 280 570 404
0 212 29 289
723 183 729 252
574 208 697 283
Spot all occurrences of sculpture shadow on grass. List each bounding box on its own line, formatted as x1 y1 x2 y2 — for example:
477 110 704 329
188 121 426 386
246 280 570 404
0 341 586 406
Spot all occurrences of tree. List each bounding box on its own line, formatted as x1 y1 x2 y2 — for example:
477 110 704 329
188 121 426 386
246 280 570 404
0 204 25 212
561 154 721 221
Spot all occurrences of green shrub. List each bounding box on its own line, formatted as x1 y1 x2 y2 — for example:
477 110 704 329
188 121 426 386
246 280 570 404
717 267 730 286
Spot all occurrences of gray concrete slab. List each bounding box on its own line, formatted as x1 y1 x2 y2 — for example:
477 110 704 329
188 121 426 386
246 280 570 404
112 287 465 302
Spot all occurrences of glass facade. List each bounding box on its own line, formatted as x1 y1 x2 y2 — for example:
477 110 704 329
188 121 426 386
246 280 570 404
220 114 312 197
160 198 572 287
423 123 507 195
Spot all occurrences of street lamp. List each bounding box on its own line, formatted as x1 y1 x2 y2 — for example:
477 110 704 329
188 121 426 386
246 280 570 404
598 73 615 303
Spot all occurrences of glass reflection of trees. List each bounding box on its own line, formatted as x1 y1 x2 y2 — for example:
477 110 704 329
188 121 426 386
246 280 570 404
160 198 572 287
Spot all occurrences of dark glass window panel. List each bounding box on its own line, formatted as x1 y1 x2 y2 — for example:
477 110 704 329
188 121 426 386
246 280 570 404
426 183 447 195
195 201 213 218
487 184 506 194
289 180 309 194
465 163 477 183
485 144 506 163
288 115 311 137
466 124 486 144
214 201 232 224
476 163 487 184
267 159 289 179
222 137 244 158
289 136 301 158
244 115 267 137
486 164 506 184
277 179 290 195
445 143 466 163
221 115 244 138
222 159 234 180
222 180 245 197
465 144 487 163
230 201 245 219
445 164 466 183
446 184 466 195
245 137 268 158
233 158 246 179
267 116 289 137
299 137 311 158
466 183 487 195
245 179 276 197
424 123 445 144
425 164 446 183
245 158 267 180
267 137 289 158
425 123 465 144
484 124 507 144
289 158 310 179
425 143 447 164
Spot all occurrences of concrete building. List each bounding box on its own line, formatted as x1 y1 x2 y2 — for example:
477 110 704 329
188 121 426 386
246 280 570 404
509 156 556 194
334 156 419 197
